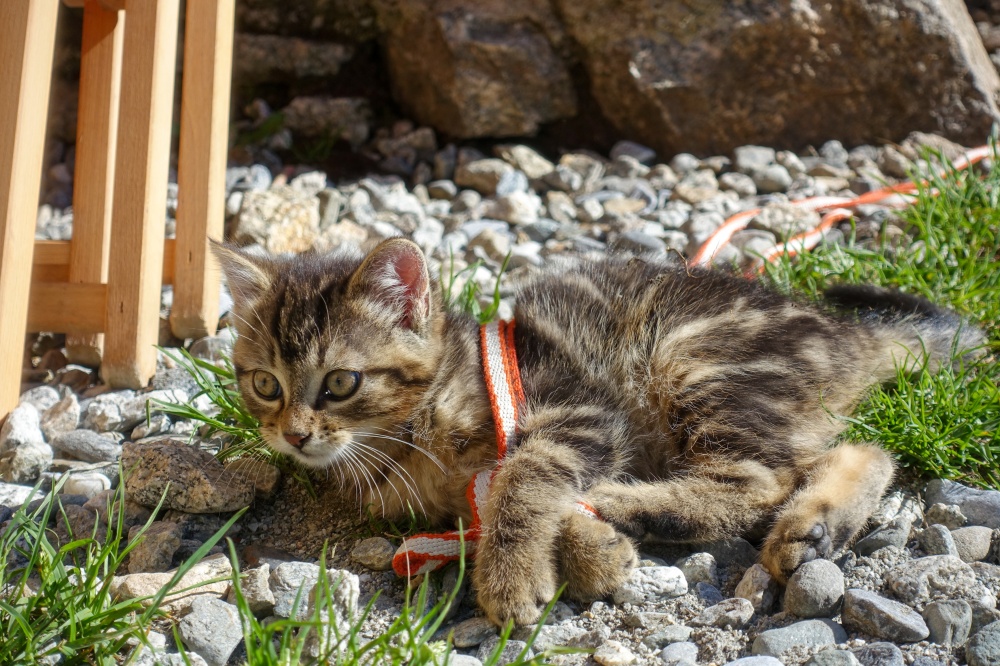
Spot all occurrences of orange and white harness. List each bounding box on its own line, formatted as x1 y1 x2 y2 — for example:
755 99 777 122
391 319 601 577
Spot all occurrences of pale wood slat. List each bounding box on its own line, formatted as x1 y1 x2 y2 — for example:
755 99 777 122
171 0 234 339
34 239 176 283
101 0 180 388
66 0 123 367
0 0 60 418
28 283 107 334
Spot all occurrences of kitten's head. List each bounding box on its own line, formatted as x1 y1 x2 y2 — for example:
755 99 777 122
212 239 442 468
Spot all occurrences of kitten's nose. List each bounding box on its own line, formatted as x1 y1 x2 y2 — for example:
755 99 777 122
284 433 309 449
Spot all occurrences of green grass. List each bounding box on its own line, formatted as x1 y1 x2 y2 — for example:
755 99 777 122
763 149 1000 488
0 474 242 665
226 535 563 665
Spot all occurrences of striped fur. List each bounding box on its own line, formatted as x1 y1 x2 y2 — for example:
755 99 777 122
214 239 983 627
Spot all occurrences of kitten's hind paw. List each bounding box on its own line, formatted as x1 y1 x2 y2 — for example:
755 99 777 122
558 512 639 601
761 520 834 583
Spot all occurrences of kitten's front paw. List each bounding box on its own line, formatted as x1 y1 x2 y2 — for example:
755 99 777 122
558 512 638 601
472 543 557 627
762 520 833 582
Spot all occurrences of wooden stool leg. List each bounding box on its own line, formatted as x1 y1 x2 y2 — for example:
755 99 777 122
0 0 60 418
66 0 124 367
100 0 180 388
171 0 235 340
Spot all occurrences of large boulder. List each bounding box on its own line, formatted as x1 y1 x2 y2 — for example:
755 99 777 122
373 0 577 138
554 0 1000 154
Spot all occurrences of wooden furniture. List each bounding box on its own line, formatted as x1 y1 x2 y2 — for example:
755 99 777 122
0 0 235 421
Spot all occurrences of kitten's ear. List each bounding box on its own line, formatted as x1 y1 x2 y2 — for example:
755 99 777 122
348 239 430 331
210 240 272 303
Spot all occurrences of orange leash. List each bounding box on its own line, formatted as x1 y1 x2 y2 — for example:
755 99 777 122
392 320 601 577
688 145 991 275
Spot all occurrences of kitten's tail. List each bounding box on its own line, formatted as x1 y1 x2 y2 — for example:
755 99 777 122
824 284 987 378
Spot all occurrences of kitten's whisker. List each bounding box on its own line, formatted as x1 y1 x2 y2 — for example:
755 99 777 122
350 444 419 516
350 441 425 515
353 431 446 473
343 447 385 518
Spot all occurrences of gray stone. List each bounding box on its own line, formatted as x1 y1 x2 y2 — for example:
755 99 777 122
350 537 395 571
752 620 843 657
19 386 61 412
128 521 182 574
61 471 111 499
967 621 1000 666
610 140 656 165
719 172 757 197
611 230 667 256
925 479 1000 529
446 656 482 666
973 606 1000 636
0 481 37 507
919 524 959 557
510 624 585 652
477 636 533 665
496 145 555 180
924 503 967 530
671 169 719 205
451 616 497 649
749 202 821 241
40 393 80 441
704 537 760 569
752 164 793 194
668 153 700 175
121 439 253 513
659 641 698 664
734 146 777 173
269 562 358 628
593 640 636 666
178 596 243 666
0 403 43 453
690 598 754 629
130 414 173 441
231 186 322 254
885 554 988 607
805 650 862 666
854 516 913 556
735 563 778 613
83 389 187 434
726 659 784 666
612 566 687 605
695 582 725 605
922 599 972 645
851 642 904 666
952 526 994 562
0 441 53 483
819 140 850 166
676 552 718 587
785 559 845 618
455 159 516 196
642 625 693 650
227 564 275 616
51 430 122 464
842 589 929 642
155 654 208 666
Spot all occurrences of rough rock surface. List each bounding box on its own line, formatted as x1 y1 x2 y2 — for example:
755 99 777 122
556 0 999 154
121 439 254 513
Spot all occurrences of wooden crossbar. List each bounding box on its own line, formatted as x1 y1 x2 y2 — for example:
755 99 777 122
0 0 235 421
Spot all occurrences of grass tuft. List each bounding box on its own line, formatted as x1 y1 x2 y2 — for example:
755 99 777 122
763 148 999 488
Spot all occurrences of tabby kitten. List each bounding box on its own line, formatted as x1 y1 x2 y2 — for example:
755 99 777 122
214 238 982 626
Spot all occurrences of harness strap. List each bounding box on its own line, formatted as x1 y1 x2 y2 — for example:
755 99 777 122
392 320 601 578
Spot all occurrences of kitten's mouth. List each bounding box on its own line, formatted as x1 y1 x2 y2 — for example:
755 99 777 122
267 431 347 469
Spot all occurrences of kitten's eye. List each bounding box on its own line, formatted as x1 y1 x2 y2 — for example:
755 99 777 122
252 370 281 400
324 370 361 401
